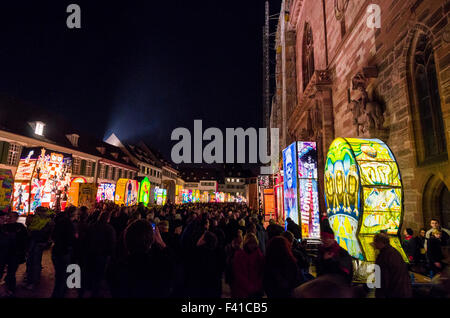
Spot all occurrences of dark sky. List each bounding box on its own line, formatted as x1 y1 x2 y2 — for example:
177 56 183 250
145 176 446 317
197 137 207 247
0 0 281 161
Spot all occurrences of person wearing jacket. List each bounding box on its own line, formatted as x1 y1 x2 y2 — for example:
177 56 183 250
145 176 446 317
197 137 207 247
286 218 302 240
264 236 303 298
402 228 416 263
426 219 450 249
427 229 445 276
107 219 175 298
51 208 76 298
25 207 54 290
250 215 267 255
373 232 412 298
316 231 353 285
231 233 264 298
84 211 116 297
0 212 28 296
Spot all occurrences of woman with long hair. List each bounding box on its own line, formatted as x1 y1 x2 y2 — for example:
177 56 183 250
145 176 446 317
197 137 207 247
231 233 264 298
264 236 302 298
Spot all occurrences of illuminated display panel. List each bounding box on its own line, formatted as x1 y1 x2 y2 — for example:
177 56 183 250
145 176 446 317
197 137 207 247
13 148 72 214
78 183 97 209
15 159 37 181
325 138 408 262
115 178 128 205
13 181 30 213
67 177 87 207
282 142 299 226
155 188 167 205
0 169 13 212
125 179 138 206
97 183 116 202
138 177 151 206
297 141 320 239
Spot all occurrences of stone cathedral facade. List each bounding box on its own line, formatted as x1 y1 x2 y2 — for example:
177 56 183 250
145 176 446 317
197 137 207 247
269 0 450 231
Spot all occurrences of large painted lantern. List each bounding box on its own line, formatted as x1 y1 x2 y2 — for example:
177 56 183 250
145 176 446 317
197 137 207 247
282 141 320 239
68 177 87 206
324 138 407 262
96 182 116 202
137 177 151 206
115 178 138 206
0 169 13 212
13 148 72 214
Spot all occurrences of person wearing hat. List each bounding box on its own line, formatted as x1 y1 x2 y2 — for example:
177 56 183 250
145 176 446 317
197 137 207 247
372 232 412 298
316 229 353 285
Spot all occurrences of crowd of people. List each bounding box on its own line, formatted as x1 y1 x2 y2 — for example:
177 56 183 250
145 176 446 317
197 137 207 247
401 219 450 277
0 202 449 298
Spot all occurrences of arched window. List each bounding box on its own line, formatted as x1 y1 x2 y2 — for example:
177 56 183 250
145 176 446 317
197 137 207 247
410 32 447 164
302 23 315 91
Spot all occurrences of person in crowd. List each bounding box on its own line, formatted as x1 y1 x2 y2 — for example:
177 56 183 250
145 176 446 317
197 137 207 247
372 232 412 298
0 212 28 297
263 236 303 298
282 231 312 281
426 219 450 248
231 233 264 298
266 219 284 241
84 211 116 297
107 219 175 297
237 218 246 234
427 229 445 276
24 206 54 290
286 218 302 240
51 207 76 298
414 228 427 266
225 230 243 287
0 211 8 283
316 230 353 285
188 231 225 297
250 215 267 255
402 228 416 263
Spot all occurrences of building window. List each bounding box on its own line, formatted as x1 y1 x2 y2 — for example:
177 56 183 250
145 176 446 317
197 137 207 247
302 23 315 90
7 144 21 166
72 158 81 174
99 164 106 179
85 161 94 177
410 32 447 164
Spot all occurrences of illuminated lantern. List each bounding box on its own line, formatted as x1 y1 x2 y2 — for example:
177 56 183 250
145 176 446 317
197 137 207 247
282 141 320 239
96 182 116 202
115 178 138 206
324 138 407 262
68 177 87 206
137 177 151 206
0 169 13 212
12 148 72 214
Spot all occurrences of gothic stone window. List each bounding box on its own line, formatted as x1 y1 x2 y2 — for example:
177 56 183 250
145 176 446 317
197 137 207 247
410 32 447 164
302 23 315 91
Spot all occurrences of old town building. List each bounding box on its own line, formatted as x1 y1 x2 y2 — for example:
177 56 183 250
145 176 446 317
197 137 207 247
270 0 450 230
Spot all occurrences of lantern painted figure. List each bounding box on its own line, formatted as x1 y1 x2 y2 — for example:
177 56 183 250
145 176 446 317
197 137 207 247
324 137 408 262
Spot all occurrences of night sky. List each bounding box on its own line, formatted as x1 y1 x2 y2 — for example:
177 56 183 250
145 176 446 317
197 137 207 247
0 0 281 161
